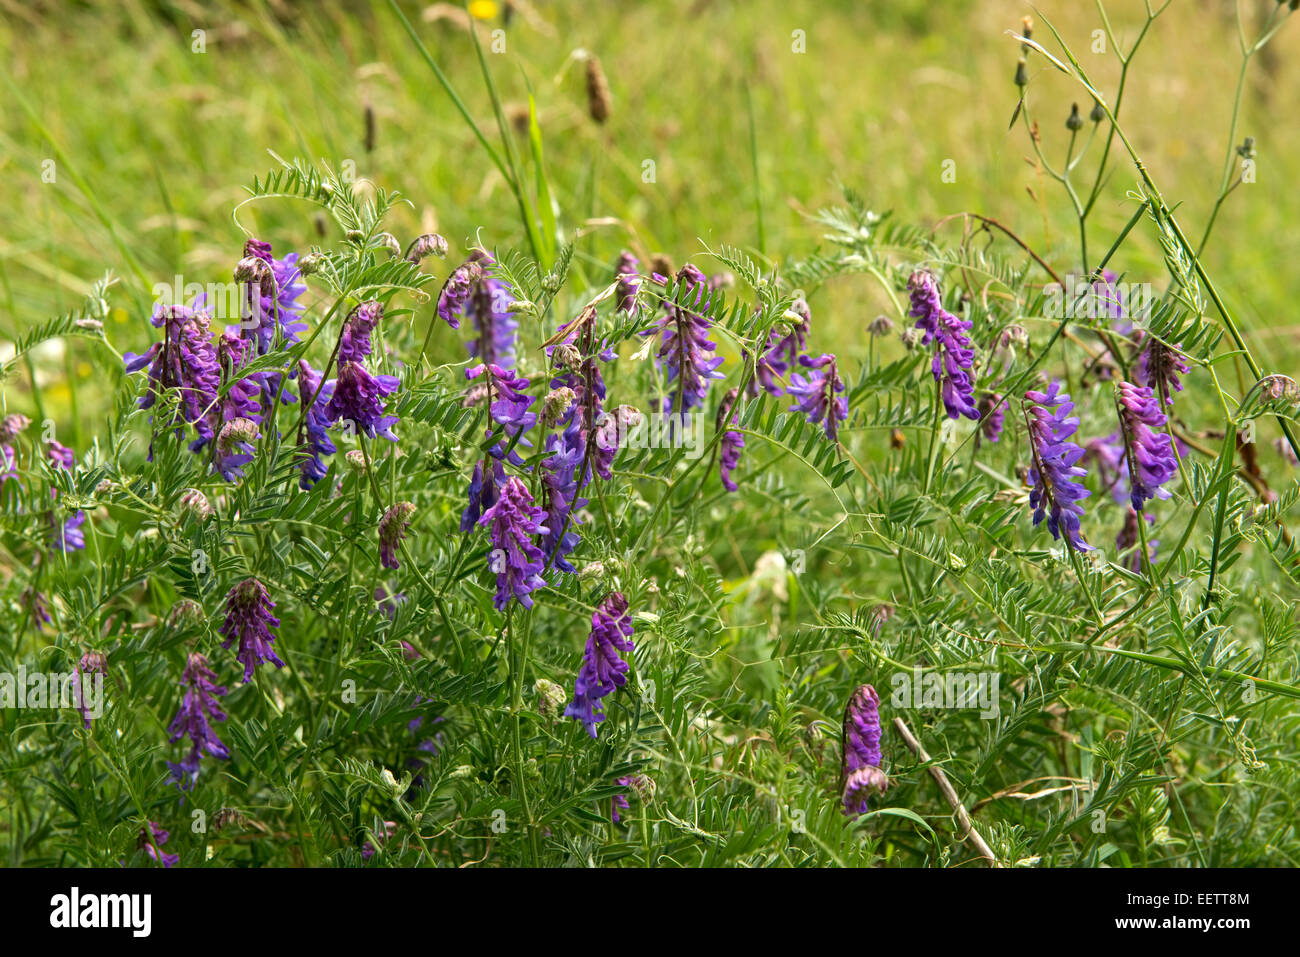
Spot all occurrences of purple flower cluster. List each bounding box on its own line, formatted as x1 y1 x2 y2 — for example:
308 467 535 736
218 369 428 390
1115 381 1177 512
717 387 745 492
564 592 635 738
908 271 979 420
649 265 725 416
124 301 221 455
841 684 888 815
166 653 230 791
295 359 336 489
218 577 284 681
478 476 549 610
439 249 518 368
787 353 848 442
325 300 400 442
239 237 308 354
73 651 107 729
1025 381 1092 551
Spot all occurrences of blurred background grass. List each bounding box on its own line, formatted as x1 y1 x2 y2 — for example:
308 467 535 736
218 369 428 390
2 0 1298 439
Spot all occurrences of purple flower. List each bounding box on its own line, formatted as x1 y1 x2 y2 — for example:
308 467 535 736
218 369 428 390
564 592 635 738
0 415 26 488
166 652 230 791
539 419 587 574
436 255 484 330
787 353 848 441
212 331 262 480
337 300 384 364
841 684 888 815
753 299 811 397
139 821 179 868
615 251 640 315
1083 433 1128 504
218 577 284 681
466 363 536 461
650 265 725 416
464 251 519 370
908 271 979 420
326 362 400 441
478 476 549 610
717 387 745 492
239 237 308 354
20 586 51 631
123 302 221 454
1137 338 1190 409
295 359 336 489
360 821 397 862
460 458 503 533
1115 380 1177 512
1025 381 1092 551
379 501 416 570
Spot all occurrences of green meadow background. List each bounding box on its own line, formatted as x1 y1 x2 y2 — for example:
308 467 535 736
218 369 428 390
2 0 1297 439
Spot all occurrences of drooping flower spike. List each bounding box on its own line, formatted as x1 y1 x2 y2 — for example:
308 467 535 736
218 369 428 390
564 592 635 738
123 302 222 455
478 476 549 611
649 265 725 416
753 299 811 397
908 270 979 421
166 652 230 791
717 387 745 492
139 822 179 868
218 577 284 682
1024 381 1092 552
841 684 888 815
1114 380 1178 513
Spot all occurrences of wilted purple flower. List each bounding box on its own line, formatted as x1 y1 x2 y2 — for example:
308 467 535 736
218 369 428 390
787 353 848 442
139 821 178 868
717 387 745 492
1025 381 1092 551
123 302 222 454
166 652 229 790
218 577 284 682
977 393 1005 444
908 271 979 420
378 501 416 570
650 265 725 416
326 362 400 441
1115 380 1177 512
295 360 336 489
564 592 635 738
841 684 888 815
72 650 107 729
1137 338 1190 409
615 250 640 315
478 476 549 611
592 405 639 481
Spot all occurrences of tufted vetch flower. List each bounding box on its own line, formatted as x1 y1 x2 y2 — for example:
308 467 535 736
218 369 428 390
908 271 979 421
564 592 635 738
841 684 888 815
218 577 284 681
166 652 230 791
1025 381 1092 551
478 476 549 610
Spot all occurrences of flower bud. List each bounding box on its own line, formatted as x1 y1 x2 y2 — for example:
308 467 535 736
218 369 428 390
534 678 567 720
345 449 368 472
868 314 894 337
178 488 213 521
1066 103 1083 131
404 233 449 263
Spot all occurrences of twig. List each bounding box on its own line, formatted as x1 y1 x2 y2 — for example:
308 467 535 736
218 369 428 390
892 716 1001 867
